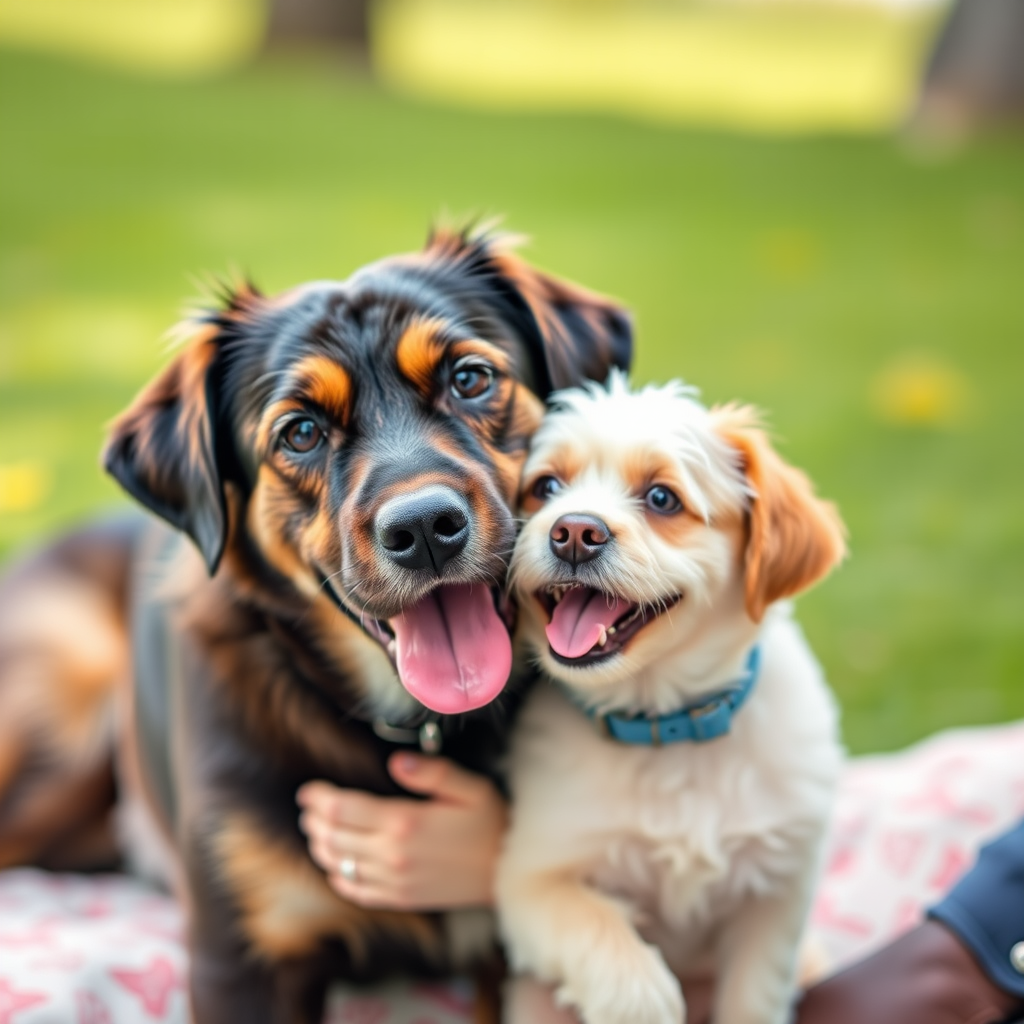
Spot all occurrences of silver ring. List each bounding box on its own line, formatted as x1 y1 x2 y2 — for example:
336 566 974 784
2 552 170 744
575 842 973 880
339 856 358 883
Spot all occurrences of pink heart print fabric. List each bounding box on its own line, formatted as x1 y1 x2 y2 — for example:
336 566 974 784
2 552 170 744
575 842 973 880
2 719 1023 1022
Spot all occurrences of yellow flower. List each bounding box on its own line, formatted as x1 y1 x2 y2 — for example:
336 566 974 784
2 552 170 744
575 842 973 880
869 353 971 428
0 462 53 514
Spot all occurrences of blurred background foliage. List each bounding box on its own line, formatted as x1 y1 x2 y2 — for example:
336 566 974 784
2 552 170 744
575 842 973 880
0 0 1021 755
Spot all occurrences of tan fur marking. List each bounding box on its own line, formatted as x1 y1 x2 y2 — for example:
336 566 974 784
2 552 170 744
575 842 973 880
620 453 680 500
487 384 545 503
247 467 321 600
107 324 219 480
646 508 706 547
293 354 352 423
396 318 450 394
509 384 545 440
520 447 585 513
306 599 405 710
253 357 350 452
711 404 847 622
488 448 526 508
299 504 340 570
213 812 442 963
617 451 714 545
449 338 512 375
256 400 304 453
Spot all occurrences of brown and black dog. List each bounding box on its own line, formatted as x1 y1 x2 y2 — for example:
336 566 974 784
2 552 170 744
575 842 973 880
0 228 631 1023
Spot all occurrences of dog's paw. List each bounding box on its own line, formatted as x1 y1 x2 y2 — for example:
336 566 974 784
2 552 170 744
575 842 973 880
559 941 684 1024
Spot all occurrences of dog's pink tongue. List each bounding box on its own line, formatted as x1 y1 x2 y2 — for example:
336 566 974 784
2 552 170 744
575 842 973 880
546 589 633 659
391 584 512 715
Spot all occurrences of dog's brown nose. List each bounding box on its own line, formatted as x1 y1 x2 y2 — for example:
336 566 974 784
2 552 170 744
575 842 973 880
549 514 610 567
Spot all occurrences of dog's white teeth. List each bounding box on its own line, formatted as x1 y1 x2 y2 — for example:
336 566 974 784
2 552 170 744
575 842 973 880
387 639 396 658
597 626 607 647
607 626 617 636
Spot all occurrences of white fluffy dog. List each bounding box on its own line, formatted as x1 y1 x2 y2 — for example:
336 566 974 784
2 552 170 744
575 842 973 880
497 374 847 1024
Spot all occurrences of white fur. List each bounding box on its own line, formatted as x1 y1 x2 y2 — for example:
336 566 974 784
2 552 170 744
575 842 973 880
497 375 843 1024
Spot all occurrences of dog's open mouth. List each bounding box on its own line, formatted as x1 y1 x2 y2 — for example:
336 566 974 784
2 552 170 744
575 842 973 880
536 585 680 667
359 585 514 715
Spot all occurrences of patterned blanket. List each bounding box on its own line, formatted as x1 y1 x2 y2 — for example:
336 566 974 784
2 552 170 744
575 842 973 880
3 719 1023 1023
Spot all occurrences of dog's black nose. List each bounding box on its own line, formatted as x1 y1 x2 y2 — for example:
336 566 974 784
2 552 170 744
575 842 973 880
549 514 610 567
376 486 471 574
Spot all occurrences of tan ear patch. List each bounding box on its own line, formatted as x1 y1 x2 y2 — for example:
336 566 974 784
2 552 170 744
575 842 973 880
711 404 847 622
103 323 230 572
108 324 220 476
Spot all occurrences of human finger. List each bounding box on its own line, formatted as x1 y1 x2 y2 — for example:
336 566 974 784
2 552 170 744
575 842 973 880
317 846 395 890
297 784 398 832
305 825 382 875
387 753 496 806
326 866 416 911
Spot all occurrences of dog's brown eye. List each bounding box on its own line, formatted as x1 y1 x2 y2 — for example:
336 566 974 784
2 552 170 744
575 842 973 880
645 485 681 514
451 364 494 400
282 418 322 454
532 476 563 501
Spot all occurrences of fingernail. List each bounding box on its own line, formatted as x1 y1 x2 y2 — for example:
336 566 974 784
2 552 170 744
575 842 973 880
395 753 419 774
296 786 311 805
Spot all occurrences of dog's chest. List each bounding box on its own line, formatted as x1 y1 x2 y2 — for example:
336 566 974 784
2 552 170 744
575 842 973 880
584 754 809 938
510 680 838 943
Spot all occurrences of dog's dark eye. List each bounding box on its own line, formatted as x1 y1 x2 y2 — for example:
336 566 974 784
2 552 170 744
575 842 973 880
282 419 323 454
451 364 494 400
532 476 563 501
645 485 681 514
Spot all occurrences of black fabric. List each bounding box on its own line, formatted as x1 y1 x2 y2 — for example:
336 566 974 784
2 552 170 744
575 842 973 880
930 818 1024 1002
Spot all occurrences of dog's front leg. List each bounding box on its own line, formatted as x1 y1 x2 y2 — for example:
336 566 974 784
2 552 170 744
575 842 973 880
189 951 272 1024
711 865 819 1024
499 871 684 1024
189 931 332 1024
183 821 331 1024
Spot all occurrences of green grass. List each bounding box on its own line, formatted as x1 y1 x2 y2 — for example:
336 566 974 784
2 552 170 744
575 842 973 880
1 49 1022 755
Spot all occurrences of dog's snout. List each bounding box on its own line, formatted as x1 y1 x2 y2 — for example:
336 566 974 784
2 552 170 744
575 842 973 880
549 514 610 567
376 486 471 574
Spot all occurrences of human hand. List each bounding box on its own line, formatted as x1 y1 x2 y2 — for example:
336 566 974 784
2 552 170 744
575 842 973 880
793 920 1022 1024
297 753 508 911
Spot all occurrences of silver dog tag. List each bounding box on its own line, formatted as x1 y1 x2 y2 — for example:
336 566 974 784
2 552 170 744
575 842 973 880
418 720 443 755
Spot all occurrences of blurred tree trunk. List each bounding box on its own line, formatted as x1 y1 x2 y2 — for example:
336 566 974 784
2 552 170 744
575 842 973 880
915 0 1024 130
265 0 371 55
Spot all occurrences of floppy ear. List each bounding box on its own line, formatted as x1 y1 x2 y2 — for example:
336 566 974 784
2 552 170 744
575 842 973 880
425 227 633 395
103 323 231 574
489 248 633 393
712 405 847 623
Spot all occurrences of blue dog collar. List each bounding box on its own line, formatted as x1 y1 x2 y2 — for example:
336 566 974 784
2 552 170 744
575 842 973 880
585 645 761 746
